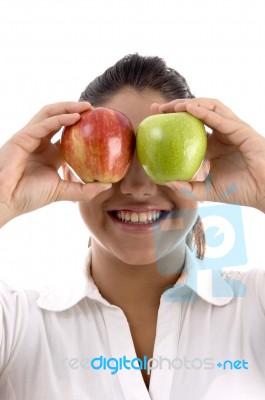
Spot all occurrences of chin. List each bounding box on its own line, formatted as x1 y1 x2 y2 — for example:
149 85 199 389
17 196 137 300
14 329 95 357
114 247 158 266
110 237 185 268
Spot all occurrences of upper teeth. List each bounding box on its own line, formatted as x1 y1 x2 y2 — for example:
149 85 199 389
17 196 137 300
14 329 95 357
115 211 161 223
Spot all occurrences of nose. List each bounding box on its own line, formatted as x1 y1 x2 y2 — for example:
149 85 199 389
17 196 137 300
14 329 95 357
119 150 157 199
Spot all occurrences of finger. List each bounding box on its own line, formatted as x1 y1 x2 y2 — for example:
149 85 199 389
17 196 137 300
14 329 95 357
32 139 65 169
159 98 241 122
164 180 213 203
28 101 92 124
158 99 215 115
184 103 254 149
150 103 161 114
158 98 188 113
174 98 241 121
55 181 112 202
173 100 216 113
9 113 82 156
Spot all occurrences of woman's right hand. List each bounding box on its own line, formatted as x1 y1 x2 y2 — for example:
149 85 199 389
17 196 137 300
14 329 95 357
0 102 112 227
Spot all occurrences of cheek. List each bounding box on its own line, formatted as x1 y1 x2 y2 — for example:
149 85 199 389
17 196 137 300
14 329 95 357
182 207 199 233
164 196 199 239
77 188 113 232
78 203 91 228
151 206 198 270
168 188 199 218
78 201 102 234
160 207 198 237
180 201 199 237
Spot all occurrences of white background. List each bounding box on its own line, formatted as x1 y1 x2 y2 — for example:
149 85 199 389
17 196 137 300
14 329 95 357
0 0 264 289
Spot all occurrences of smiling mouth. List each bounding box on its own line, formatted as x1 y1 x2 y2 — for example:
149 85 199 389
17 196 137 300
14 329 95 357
109 210 172 224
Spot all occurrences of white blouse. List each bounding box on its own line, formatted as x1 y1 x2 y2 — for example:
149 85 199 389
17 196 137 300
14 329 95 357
0 245 265 399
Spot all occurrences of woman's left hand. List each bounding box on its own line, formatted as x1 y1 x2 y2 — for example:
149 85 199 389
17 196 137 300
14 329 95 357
151 98 265 213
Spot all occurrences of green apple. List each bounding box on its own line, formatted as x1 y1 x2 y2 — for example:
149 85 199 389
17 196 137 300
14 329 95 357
136 112 207 184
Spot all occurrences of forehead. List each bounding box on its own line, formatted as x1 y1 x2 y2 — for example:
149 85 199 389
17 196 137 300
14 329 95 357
101 87 168 129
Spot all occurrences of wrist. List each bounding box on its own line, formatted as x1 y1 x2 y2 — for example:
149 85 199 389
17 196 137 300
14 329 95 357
256 199 265 214
0 204 14 228
258 205 265 214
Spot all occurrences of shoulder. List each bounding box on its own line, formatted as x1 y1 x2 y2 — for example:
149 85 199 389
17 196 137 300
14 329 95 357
0 279 46 337
221 268 265 311
0 279 45 312
221 267 265 284
0 280 45 374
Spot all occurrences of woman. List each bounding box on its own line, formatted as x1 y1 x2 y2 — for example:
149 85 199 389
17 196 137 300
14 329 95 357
0 54 264 399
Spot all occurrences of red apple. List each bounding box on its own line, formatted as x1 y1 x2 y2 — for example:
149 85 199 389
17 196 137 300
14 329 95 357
61 107 135 183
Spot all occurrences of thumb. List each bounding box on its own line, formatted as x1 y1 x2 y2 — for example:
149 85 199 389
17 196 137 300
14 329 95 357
164 159 211 202
56 180 112 202
164 180 208 202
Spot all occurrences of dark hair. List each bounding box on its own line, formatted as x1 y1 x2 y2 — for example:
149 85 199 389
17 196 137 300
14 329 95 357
80 54 194 105
79 54 205 259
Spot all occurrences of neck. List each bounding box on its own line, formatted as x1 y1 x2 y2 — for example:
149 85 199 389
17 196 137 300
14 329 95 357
88 240 186 315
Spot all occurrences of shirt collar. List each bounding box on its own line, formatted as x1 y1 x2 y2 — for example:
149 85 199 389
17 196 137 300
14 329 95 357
37 245 234 311
37 248 113 311
162 245 234 306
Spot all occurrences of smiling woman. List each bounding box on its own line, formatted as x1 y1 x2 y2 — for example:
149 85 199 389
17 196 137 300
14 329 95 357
1 53 265 399
78 54 206 259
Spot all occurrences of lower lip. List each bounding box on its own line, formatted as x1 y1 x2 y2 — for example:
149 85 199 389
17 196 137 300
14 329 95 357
107 212 168 233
